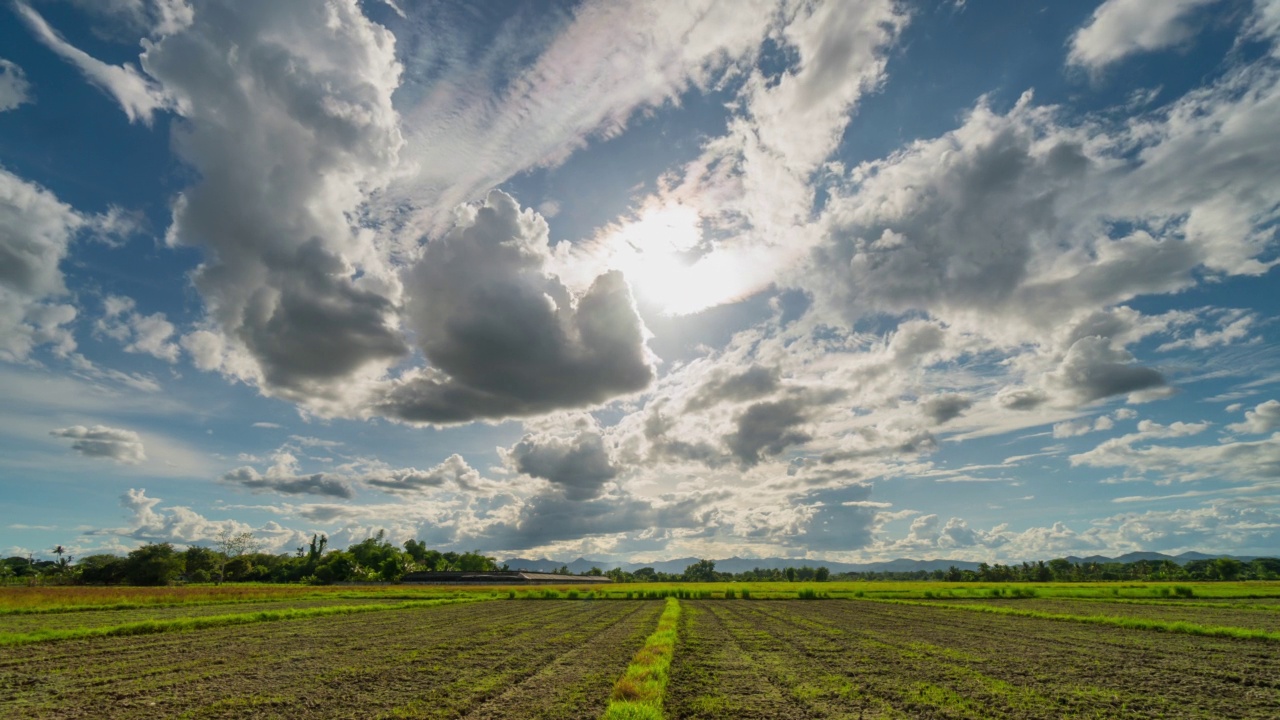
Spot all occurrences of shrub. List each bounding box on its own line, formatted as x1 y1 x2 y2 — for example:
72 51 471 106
724 588 736 599
1174 586 1195 598
740 589 751 599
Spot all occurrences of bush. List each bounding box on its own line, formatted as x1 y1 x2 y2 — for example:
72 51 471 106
567 590 580 600
1173 586 1195 598
741 589 751 599
724 588 736 599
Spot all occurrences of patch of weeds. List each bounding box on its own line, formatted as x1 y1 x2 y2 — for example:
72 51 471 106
603 598 680 720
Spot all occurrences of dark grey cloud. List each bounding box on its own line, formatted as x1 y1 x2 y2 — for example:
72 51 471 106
506 430 618 501
684 365 780 411
238 240 407 394
221 467 354 499
377 191 654 424
474 489 721 551
920 393 972 425
1047 336 1166 404
725 397 814 466
50 425 146 464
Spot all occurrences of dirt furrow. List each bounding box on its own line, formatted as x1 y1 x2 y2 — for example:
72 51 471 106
665 601 810 719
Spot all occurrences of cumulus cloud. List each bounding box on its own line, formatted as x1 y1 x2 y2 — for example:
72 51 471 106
1043 337 1166 405
725 397 814 467
1228 399 1280 434
375 191 653 424
220 466 354 499
920 394 972 425
13 2 172 124
96 295 180 362
0 59 32 112
363 454 485 496
0 168 83 362
143 0 408 407
684 365 779 411
90 488 307 552
503 428 618 501
1067 0 1220 71
50 425 146 464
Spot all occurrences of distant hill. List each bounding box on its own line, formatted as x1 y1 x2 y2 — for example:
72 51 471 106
502 551 1263 575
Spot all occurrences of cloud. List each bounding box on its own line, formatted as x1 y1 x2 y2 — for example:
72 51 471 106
1067 0 1220 71
1053 414 1116 438
90 488 308 552
13 2 172 124
384 0 780 234
684 365 779 411
503 428 618 501
143 0 408 408
0 168 84 362
920 394 972 425
362 454 484 496
220 466 354 499
1043 336 1166 405
50 425 146 464
0 59 32 112
1070 419 1280 483
725 397 814 467
375 191 653 424
1228 399 1280 434
96 295 180 362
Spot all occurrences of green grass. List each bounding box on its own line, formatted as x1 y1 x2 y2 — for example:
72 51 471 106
602 597 681 720
862 597 1280 641
0 597 482 647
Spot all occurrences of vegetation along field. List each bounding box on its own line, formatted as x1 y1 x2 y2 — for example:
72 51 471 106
2 581 1279 718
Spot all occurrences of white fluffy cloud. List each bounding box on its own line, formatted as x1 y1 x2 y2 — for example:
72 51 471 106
0 168 83 362
1228 400 1280 434
1067 0 1221 71
138 0 408 408
96 296 180 363
50 425 146 464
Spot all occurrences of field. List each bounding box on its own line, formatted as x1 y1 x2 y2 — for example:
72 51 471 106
1 582 1278 718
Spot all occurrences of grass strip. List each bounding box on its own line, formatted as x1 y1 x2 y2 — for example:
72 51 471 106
857 597 1280 642
601 597 681 720
0 597 482 647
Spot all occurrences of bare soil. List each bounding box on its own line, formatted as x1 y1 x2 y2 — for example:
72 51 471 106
0 599 660 719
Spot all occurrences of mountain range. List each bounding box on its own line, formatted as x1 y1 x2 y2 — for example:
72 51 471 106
500 551 1263 575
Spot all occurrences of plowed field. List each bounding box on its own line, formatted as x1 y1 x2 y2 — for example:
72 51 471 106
2 594 1279 719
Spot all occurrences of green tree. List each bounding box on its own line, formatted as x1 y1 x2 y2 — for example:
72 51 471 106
814 566 830 582
215 529 259 584
77 554 127 584
1213 557 1243 581
683 559 717 582
124 543 185 586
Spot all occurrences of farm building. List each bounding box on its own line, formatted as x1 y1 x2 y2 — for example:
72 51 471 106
400 570 612 585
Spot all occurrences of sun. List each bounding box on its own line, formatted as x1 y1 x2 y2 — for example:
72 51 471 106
605 205 759 316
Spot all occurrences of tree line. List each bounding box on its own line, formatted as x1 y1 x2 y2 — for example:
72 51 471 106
4 537 1276 586
1 531 503 586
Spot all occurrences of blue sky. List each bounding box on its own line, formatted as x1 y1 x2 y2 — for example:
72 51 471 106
2 0 1279 563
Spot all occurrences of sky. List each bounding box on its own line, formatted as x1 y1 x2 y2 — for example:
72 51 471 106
2 0 1279 565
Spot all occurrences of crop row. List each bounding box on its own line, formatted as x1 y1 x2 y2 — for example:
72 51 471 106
665 600 1280 718
0 600 664 719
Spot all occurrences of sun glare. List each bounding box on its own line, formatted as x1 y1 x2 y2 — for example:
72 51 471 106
607 205 760 316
